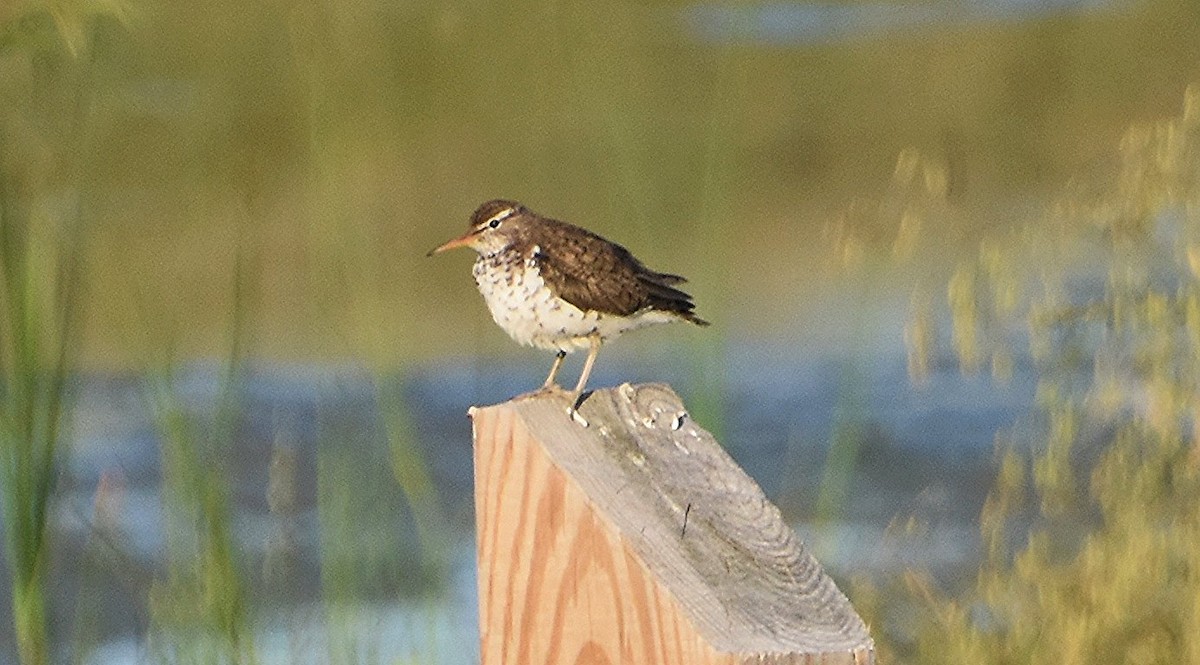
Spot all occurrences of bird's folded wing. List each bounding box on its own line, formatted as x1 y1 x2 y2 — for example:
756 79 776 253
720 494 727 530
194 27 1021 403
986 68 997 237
534 237 648 316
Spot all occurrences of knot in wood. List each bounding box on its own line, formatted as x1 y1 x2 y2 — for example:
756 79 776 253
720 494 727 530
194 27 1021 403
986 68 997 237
622 382 689 432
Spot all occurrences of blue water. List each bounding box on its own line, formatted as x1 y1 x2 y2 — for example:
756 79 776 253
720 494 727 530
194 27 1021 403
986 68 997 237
0 344 1040 664
683 0 1122 45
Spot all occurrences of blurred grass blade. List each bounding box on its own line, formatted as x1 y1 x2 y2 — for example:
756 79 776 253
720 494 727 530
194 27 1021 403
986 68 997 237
0 175 85 665
378 373 447 582
142 232 258 664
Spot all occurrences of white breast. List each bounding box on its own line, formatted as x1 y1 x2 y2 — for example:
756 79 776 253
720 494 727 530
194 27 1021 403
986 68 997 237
472 249 676 353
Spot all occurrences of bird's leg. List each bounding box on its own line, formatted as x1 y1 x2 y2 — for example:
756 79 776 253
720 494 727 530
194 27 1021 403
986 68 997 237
565 335 601 426
542 350 567 390
570 333 602 402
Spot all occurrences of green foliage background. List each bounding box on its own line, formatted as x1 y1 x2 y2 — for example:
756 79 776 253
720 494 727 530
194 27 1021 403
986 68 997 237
1 0 1199 663
858 89 1200 664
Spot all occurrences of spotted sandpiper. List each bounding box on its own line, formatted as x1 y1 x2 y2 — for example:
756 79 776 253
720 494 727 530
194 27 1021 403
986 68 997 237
429 199 708 408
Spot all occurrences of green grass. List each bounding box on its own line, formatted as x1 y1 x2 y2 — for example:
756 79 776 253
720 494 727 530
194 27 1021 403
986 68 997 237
139 235 256 664
0 189 76 665
0 3 110 662
857 85 1200 665
146 365 256 664
3 0 1200 662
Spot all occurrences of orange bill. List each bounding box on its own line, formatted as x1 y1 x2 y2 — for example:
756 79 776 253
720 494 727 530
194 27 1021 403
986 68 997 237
427 231 476 256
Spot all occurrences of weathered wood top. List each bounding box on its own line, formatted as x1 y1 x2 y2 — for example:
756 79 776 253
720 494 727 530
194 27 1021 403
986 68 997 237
471 383 873 661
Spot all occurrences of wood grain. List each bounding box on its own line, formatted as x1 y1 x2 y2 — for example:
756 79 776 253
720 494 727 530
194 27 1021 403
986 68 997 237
470 383 874 665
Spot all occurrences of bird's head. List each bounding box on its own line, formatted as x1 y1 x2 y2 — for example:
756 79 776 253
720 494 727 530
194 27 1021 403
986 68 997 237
428 199 529 257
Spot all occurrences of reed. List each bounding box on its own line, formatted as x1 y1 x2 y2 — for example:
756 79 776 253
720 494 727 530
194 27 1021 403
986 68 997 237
860 85 1200 664
143 244 257 664
0 2 115 661
0 168 80 665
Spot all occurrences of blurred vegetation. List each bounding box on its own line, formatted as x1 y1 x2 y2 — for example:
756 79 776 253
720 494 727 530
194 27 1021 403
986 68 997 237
2 0 1200 662
0 1 125 663
859 87 1200 664
142 245 255 664
0 0 1188 365
146 366 256 665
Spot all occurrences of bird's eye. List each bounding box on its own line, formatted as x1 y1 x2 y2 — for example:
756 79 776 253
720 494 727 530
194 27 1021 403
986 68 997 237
480 207 514 230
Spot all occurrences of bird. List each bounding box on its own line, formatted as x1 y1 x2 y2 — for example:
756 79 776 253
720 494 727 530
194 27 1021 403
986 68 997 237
428 199 708 408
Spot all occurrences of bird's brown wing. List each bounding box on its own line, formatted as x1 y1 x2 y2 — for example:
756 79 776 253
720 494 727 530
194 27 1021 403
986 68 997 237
532 224 647 316
532 219 707 324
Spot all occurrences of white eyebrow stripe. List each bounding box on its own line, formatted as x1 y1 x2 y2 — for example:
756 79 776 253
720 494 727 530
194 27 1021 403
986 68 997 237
484 207 516 226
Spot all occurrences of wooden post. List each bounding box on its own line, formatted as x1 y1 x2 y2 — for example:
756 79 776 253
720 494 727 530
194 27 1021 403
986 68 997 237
469 383 875 665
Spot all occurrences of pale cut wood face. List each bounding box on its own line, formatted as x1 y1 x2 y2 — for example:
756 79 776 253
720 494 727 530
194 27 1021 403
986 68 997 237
471 385 875 665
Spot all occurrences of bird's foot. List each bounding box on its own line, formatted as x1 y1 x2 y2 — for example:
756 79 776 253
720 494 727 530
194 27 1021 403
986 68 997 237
518 384 589 426
516 383 566 401
566 404 589 428
564 390 590 427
